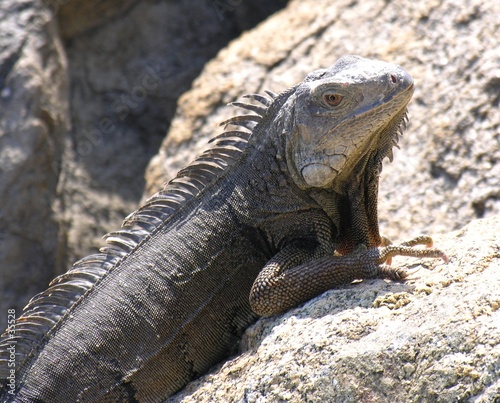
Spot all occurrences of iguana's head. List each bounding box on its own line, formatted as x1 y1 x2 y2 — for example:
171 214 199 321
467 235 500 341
287 55 414 193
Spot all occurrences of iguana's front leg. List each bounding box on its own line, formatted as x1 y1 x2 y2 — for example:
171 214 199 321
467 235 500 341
250 237 447 316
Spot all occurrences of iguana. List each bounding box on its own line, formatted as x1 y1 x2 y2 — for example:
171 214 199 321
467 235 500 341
0 55 446 402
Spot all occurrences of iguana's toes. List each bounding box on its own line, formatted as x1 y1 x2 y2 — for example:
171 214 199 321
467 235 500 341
378 264 411 280
377 243 448 265
399 235 434 248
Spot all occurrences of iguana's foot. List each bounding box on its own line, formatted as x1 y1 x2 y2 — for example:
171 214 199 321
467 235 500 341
361 235 448 280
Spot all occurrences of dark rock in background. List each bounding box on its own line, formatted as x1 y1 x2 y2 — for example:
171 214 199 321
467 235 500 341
0 0 68 333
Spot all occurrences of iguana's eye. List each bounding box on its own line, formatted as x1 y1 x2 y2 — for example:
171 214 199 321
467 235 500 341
323 93 344 107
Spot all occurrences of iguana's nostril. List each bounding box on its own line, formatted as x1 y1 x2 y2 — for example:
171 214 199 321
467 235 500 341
390 74 398 84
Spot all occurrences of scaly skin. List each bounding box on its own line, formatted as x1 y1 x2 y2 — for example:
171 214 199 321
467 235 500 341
0 56 446 402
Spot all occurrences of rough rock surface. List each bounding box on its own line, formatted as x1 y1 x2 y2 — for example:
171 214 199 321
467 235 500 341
145 0 500 244
168 215 500 402
0 0 287 331
0 1 69 332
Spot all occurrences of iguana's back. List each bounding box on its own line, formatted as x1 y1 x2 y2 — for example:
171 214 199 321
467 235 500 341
17 199 268 401
4 126 293 400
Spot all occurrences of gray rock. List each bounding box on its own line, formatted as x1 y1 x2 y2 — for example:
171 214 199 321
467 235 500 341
168 215 500 402
0 1 69 331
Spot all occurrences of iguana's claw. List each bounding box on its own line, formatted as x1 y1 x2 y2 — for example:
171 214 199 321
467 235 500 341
379 264 422 281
